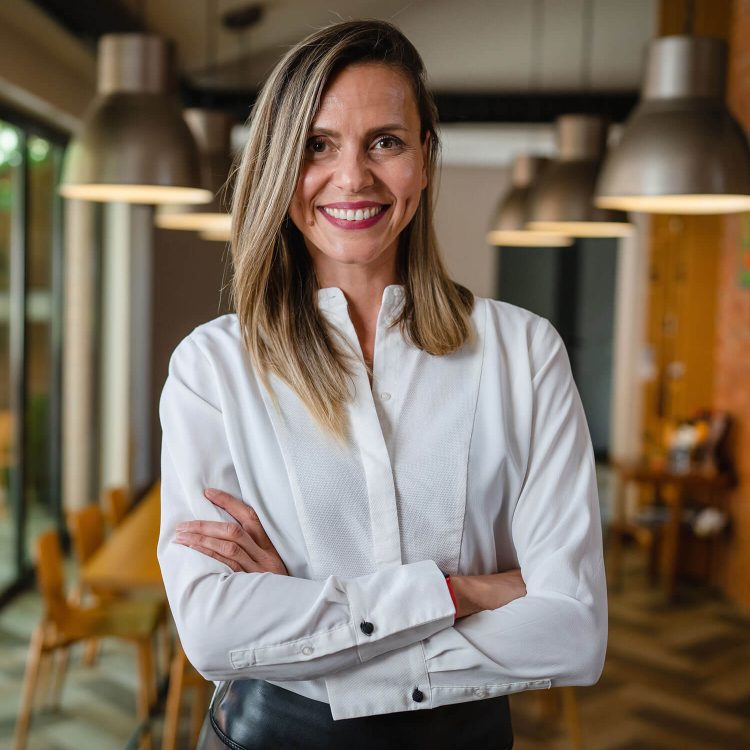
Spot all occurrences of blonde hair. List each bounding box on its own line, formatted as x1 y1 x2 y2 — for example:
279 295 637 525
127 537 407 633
230 20 474 440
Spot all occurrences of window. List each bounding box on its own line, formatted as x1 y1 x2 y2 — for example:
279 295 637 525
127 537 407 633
0 114 65 601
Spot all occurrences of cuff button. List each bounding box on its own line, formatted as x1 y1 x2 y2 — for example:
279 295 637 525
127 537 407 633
412 688 424 703
360 621 375 636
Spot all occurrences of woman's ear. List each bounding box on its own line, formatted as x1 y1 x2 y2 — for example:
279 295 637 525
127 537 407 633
421 131 431 189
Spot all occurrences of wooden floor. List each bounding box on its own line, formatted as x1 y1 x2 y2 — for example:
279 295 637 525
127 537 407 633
511 551 750 750
1 548 749 749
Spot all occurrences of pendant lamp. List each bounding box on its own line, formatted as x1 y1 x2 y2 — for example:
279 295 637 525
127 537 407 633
527 115 632 237
155 109 235 231
201 228 231 242
595 36 750 214
60 34 212 204
486 156 573 248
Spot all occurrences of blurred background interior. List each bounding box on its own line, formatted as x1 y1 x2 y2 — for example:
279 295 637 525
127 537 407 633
0 0 749 748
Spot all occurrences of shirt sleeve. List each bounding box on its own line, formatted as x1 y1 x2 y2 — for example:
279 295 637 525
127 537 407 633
421 318 608 699
157 334 456 683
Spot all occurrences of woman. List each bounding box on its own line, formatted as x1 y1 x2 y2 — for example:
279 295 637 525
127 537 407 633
158 19 607 750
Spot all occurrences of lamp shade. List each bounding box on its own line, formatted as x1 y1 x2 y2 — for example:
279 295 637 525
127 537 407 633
486 155 573 247
60 34 212 205
155 109 235 231
595 36 750 214
528 115 632 237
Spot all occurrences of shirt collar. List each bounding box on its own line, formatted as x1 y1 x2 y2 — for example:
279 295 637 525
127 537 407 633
316 284 406 319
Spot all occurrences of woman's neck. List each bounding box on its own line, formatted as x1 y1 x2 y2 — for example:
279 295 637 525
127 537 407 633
313 255 398 372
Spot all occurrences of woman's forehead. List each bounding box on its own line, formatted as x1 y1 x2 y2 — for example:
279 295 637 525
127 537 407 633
313 63 419 128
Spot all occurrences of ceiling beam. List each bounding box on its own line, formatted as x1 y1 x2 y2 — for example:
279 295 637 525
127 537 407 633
30 0 145 47
180 85 639 125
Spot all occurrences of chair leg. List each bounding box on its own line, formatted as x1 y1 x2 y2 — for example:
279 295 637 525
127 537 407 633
13 626 45 750
135 640 155 750
161 647 186 750
82 638 100 666
49 646 71 710
34 650 54 710
561 686 584 750
189 682 210 749
156 617 172 684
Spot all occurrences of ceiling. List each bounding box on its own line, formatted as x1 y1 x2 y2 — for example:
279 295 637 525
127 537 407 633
37 0 658 94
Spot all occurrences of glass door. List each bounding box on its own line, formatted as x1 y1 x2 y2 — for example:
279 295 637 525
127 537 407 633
0 119 24 593
0 115 65 602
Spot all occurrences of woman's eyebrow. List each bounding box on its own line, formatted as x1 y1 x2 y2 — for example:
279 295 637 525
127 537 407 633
308 123 410 138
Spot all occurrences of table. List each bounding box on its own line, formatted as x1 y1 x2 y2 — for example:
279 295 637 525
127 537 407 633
609 460 732 601
81 483 164 594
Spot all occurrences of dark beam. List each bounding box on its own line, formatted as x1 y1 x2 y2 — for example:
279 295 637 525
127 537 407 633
180 86 639 125
433 91 638 123
30 0 145 48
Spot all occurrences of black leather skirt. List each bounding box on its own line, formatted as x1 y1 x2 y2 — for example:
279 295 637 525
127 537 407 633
196 679 513 750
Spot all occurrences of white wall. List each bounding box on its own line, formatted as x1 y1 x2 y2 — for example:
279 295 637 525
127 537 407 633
433 165 506 299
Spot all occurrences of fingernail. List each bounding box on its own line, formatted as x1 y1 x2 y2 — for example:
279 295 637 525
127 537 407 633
204 488 218 499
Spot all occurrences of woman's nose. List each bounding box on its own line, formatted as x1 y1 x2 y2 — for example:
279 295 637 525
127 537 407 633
332 148 374 193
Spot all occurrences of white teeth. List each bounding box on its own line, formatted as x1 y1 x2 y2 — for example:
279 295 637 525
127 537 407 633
322 205 385 221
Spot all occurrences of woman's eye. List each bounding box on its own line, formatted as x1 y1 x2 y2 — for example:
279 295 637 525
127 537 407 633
306 138 328 154
374 136 401 150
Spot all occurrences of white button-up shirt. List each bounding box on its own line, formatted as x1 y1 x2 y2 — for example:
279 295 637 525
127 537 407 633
157 285 607 720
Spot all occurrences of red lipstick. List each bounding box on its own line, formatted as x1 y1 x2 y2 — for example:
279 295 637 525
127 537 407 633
317 203 390 230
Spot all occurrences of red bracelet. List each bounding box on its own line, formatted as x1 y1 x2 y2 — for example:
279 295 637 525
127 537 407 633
444 575 458 616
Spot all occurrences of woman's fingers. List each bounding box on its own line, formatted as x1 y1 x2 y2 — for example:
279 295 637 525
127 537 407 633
175 517 288 576
204 488 276 551
175 528 257 573
178 539 259 574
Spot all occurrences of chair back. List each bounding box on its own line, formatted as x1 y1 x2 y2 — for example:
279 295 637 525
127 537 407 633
68 505 105 565
35 531 69 623
102 486 130 527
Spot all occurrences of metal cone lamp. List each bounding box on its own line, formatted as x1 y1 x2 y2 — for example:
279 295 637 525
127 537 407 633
595 36 750 214
60 34 212 204
155 109 234 232
528 114 632 237
487 156 573 247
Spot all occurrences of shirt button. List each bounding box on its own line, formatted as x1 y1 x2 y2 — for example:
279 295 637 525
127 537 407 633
301 645 314 656
473 688 487 698
360 621 375 636
412 688 424 703
380 392 391 401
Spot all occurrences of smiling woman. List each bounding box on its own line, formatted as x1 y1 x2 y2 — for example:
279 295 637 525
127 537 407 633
157 19 607 750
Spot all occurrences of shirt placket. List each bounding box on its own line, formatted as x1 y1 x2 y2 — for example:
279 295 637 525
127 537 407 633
324 288 403 570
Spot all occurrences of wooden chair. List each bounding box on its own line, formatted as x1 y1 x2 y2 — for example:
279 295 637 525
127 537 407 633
161 643 212 750
68 505 106 567
103 486 131 528
13 531 164 750
68 505 109 665
536 687 585 750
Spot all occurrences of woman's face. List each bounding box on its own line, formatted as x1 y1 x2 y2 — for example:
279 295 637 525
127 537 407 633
289 63 429 279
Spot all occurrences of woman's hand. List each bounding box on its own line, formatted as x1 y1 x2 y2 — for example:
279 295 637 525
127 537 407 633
450 569 526 619
173 488 288 575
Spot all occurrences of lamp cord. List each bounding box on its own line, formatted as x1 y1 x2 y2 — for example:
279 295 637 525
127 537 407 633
206 0 218 74
683 0 696 34
581 0 594 91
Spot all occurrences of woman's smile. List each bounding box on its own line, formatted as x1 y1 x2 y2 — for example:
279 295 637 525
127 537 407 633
318 202 390 229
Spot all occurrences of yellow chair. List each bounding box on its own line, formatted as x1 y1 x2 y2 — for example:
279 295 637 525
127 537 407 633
68 505 109 665
103 485 131 527
161 643 212 750
13 531 164 750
